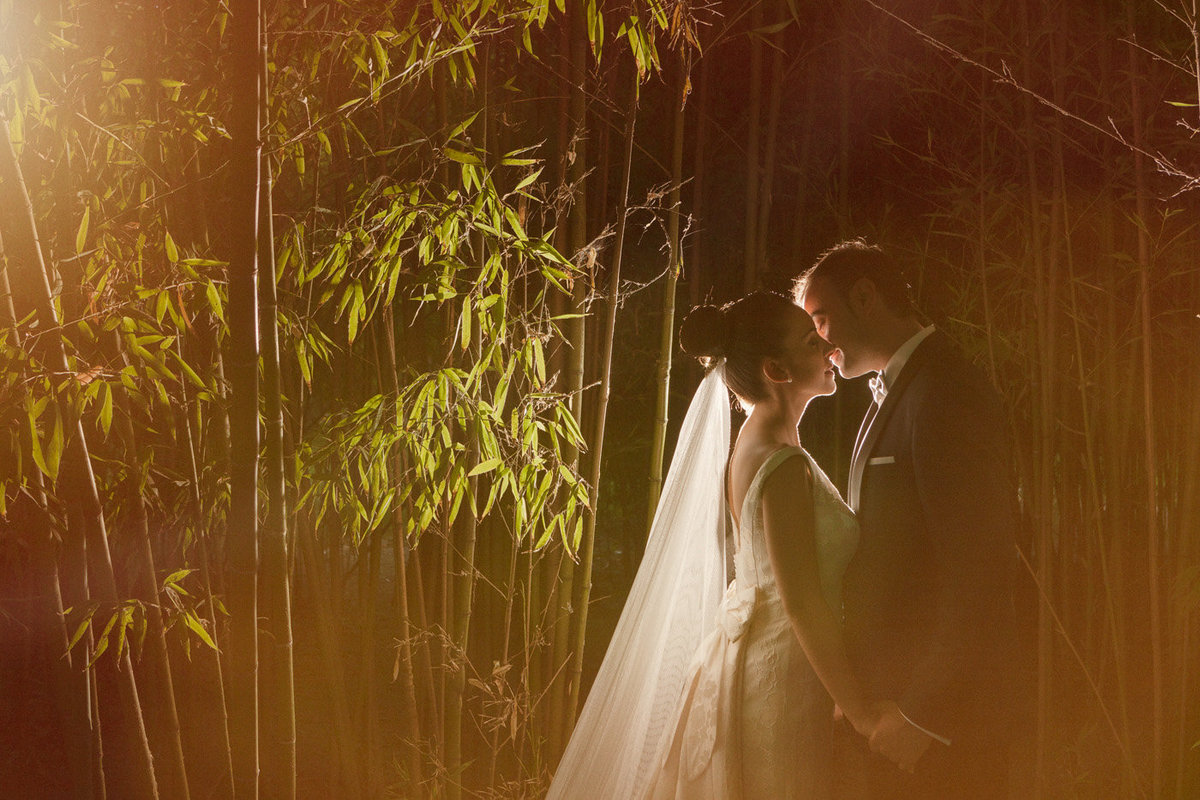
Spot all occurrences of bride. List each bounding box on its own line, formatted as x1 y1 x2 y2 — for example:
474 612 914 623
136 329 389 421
548 292 879 799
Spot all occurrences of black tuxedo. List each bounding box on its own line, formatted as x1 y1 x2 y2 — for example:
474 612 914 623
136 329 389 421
844 331 1019 799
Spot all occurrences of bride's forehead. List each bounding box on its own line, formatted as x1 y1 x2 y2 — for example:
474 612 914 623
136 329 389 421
789 306 817 333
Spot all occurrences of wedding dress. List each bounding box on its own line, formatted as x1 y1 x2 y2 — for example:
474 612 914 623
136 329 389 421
546 368 858 800
642 446 859 799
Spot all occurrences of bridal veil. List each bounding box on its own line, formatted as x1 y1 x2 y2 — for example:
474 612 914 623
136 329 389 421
546 365 730 799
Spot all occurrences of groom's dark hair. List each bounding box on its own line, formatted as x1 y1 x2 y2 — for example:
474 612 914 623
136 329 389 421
793 239 915 315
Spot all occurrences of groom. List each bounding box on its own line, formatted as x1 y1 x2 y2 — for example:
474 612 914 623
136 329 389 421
795 240 1020 799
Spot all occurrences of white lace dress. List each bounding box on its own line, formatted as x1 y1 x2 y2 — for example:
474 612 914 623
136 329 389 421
642 447 859 800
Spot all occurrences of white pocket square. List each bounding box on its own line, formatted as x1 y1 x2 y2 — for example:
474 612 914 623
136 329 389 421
867 456 896 465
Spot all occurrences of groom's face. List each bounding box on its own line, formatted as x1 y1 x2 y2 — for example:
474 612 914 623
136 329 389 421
800 275 873 379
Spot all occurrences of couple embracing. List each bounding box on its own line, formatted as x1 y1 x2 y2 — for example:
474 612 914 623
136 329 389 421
548 240 1020 800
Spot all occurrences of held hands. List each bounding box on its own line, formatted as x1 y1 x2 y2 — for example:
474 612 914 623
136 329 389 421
867 701 933 773
840 702 882 740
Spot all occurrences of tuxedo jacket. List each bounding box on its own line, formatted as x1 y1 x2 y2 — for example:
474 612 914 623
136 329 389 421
843 331 1019 745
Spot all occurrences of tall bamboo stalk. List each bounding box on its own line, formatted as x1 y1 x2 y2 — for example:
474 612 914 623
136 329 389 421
547 0 590 759
174 339 235 796
383 310 424 795
688 50 709 309
256 21 297 791
835 0 851 233
1014 5 1054 796
226 0 263 794
111 373 191 800
645 60 687 533
755 18 783 271
743 0 763 290
297 519 362 800
565 69 639 731
444 41 491 800
1174 20 1200 795
1126 20 1163 797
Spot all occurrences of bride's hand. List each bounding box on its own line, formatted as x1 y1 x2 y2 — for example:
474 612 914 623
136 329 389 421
866 700 933 772
846 701 883 738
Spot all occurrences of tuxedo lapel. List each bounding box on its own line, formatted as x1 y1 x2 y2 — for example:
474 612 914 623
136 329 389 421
849 402 878 481
847 334 942 510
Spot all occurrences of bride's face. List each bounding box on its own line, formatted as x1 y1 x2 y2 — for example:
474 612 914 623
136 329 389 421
777 309 837 398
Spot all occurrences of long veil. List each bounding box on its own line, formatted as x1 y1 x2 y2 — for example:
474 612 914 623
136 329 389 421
546 365 730 799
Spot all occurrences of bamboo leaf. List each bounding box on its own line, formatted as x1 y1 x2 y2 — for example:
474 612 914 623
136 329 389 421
44 411 63 481
446 111 481 141
460 295 472 351
155 290 170 324
75 205 90 254
468 457 501 477
182 610 218 651
513 167 543 193
444 147 482 166
205 281 224 319
114 605 131 660
162 568 195 590
66 607 97 652
28 413 48 477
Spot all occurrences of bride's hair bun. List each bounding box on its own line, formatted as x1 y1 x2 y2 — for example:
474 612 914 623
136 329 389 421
679 304 727 361
679 292 800 409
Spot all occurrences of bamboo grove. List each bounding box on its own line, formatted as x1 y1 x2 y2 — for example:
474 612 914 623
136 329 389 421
0 1 1197 798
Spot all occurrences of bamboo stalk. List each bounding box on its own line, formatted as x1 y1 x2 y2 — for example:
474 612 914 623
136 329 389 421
175 339 236 796
1014 5 1054 794
111 365 191 800
1126 21 1163 797
755 19 783 272
743 0 763 289
486 520 522 786
362 518 384 797
645 58 687 535
257 88 297 800
688 51 709 309
226 0 263 795
297 519 363 800
565 69 639 732
443 468 481 800
383 310 424 795
546 0 590 759
1175 22 1200 790
444 39 493 799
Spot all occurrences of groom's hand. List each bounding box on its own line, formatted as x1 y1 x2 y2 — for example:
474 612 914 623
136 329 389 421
868 701 933 773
